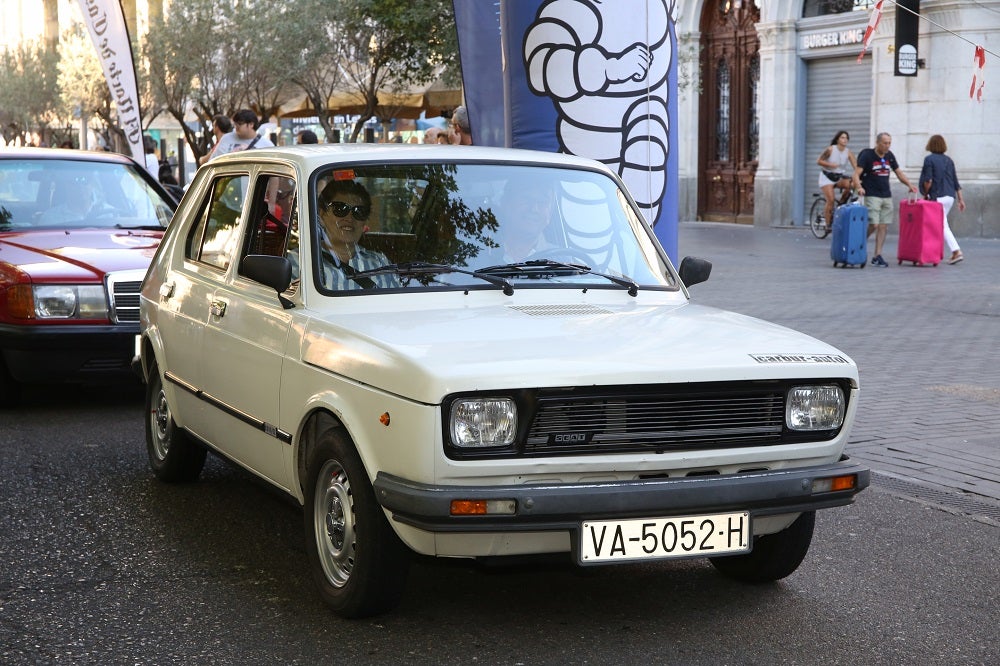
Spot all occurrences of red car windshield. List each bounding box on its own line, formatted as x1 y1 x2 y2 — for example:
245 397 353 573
0 158 174 231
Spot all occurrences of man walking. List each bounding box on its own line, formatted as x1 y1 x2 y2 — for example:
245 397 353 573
853 132 917 266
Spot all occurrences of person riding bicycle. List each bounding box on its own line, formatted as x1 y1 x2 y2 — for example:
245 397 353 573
816 130 858 230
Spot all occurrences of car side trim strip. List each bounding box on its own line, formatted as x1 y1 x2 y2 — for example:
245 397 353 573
164 370 293 445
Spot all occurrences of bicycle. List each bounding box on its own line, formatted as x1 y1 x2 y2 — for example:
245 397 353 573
808 183 854 239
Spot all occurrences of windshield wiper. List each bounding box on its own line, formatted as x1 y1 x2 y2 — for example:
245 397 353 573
353 262 514 296
478 260 639 297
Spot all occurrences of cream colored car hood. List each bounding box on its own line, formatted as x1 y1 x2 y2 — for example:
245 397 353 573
301 297 856 403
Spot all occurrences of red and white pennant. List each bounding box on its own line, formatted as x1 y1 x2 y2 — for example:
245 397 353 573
857 0 885 63
970 45 986 102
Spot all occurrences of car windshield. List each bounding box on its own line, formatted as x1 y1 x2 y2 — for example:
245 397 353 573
0 158 174 231
310 163 676 294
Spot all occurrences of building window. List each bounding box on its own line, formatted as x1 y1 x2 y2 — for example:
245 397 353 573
802 0 875 19
716 59 730 162
748 55 759 162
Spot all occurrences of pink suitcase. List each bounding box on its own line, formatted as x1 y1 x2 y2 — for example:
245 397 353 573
897 195 944 266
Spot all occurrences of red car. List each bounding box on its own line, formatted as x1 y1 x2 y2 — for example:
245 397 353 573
0 148 177 402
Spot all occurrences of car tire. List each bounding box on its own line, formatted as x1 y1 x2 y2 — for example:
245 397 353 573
708 510 815 583
145 364 206 482
304 426 410 618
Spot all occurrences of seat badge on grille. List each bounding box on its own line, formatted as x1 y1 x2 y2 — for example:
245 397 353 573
549 432 593 445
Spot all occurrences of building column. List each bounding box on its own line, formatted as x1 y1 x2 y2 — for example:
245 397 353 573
753 19 798 227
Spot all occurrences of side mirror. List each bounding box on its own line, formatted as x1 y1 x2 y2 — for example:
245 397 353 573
241 255 295 309
678 256 712 288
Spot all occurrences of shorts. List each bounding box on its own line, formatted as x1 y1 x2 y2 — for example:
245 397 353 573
864 196 894 226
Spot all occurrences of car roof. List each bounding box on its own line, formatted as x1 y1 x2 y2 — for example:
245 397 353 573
0 147 139 166
210 143 612 175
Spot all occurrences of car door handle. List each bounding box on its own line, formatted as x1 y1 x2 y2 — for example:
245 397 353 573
159 282 175 299
210 299 227 317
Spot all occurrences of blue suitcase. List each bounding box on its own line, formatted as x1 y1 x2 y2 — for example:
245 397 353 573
830 202 868 268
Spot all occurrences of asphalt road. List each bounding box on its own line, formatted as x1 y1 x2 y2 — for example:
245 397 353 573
1 382 997 664
2 221 998 664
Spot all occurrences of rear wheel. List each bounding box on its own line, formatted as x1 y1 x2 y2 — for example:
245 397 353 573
145 364 206 482
304 426 410 618
709 511 815 583
809 199 829 239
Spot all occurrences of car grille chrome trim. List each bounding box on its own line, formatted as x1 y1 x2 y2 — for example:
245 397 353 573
106 269 147 324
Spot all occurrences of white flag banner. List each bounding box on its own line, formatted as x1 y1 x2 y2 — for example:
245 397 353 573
857 0 884 63
76 0 143 163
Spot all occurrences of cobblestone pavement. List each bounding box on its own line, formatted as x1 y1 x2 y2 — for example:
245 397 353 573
678 220 1000 523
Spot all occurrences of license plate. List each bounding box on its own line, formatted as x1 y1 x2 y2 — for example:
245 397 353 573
579 511 751 564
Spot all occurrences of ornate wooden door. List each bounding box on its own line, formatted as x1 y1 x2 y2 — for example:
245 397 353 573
698 1 760 223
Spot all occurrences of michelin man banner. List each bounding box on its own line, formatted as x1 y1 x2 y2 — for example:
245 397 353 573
454 0 679 261
76 0 143 164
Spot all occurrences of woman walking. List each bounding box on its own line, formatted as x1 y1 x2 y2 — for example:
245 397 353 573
919 135 965 264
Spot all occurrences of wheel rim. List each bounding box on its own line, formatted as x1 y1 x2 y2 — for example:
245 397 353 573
313 460 356 587
151 388 171 461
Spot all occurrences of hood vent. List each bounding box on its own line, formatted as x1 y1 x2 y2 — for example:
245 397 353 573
507 304 613 317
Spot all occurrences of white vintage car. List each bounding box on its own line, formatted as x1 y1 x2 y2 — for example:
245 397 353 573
138 144 868 617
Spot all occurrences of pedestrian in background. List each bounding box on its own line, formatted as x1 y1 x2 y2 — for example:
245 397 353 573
816 130 858 231
198 114 235 165
853 132 917 267
448 106 473 145
297 129 319 144
142 135 159 177
920 134 965 264
209 109 274 162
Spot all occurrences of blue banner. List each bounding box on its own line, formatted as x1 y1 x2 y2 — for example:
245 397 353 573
454 0 678 262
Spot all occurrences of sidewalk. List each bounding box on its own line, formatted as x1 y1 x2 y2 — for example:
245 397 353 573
677 221 1000 522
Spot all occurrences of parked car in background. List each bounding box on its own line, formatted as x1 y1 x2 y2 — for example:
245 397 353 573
139 144 869 618
0 148 176 402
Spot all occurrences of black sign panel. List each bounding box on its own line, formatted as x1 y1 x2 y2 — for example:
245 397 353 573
895 0 920 77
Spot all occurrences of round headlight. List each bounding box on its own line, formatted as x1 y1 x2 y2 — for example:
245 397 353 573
786 385 845 431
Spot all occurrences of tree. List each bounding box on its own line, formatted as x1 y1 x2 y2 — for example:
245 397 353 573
285 0 350 142
335 0 458 141
0 41 60 146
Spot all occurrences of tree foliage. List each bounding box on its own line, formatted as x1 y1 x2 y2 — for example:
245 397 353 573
6 0 460 153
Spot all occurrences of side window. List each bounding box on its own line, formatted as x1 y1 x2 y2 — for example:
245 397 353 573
185 174 248 271
241 174 296 261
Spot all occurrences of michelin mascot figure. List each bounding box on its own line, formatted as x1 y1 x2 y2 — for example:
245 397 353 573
521 0 675 251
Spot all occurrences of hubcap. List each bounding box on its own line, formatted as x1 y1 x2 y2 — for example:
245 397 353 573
313 460 355 587
151 389 171 460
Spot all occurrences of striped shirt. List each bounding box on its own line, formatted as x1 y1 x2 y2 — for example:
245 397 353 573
319 246 399 291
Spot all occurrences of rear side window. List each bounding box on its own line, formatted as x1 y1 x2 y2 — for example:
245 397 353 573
185 174 249 271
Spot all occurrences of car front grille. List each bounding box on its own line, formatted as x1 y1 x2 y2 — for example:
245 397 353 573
524 389 786 455
106 270 146 324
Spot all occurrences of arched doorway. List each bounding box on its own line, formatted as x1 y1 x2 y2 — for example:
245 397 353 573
698 1 760 223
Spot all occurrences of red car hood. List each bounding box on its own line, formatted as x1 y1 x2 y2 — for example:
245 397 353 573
0 228 163 281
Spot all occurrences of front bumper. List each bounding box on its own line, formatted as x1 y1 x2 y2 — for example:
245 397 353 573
374 457 869 532
0 322 139 383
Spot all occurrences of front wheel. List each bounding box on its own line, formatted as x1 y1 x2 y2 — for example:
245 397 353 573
145 364 206 482
809 199 829 239
304 427 410 618
709 511 815 583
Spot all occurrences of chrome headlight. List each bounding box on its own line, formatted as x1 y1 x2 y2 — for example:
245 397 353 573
33 285 108 319
450 398 517 448
786 385 845 431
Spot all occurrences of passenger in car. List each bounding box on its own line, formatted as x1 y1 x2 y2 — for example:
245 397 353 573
316 179 399 290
